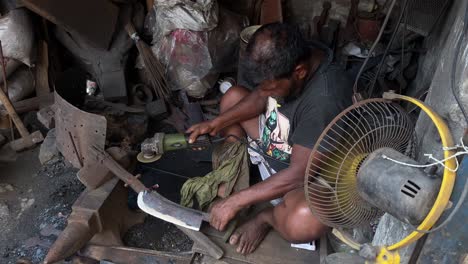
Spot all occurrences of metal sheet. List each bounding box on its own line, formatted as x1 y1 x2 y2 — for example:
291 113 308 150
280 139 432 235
55 91 106 168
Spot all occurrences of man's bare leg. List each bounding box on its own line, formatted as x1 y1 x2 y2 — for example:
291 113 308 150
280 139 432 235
217 85 260 196
229 188 329 254
219 86 260 141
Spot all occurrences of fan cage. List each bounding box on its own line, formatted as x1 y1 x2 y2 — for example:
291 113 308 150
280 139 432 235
305 99 415 229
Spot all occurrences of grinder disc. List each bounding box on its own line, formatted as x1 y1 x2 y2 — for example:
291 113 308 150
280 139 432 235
137 152 162 163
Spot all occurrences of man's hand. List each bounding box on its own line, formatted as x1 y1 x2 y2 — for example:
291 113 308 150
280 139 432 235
210 197 242 231
186 119 220 144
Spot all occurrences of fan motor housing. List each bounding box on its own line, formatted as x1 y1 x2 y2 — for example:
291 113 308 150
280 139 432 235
357 147 441 225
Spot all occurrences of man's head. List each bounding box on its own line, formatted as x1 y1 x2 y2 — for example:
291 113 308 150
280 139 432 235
241 23 311 99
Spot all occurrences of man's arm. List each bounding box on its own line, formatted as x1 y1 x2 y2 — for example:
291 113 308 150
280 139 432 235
210 144 315 231
187 86 269 143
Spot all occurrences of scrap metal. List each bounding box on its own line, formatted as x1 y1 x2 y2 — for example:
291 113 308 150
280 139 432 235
55 91 107 169
45 178 145 264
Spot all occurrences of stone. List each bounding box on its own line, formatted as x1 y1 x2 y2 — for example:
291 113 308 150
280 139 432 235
36 104 57 129
40 224 61 237
0 183 14 193
39 128 60 165
372 214 415 264
0 202 10 219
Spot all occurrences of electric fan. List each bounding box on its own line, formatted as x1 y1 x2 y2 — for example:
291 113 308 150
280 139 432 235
305 92 457 263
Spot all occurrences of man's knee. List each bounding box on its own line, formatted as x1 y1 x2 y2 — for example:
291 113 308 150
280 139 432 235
276 190 329 243
220 86 251 112
284 203 328 243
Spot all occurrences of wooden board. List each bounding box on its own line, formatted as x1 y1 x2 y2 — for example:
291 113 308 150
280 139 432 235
35 40 50 100
193 225 320 264
22 0 118 49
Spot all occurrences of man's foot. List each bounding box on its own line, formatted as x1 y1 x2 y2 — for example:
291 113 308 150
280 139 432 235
229 213 271 255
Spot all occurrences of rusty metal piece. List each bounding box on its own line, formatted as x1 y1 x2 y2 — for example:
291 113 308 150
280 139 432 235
68 131 83 167
55 91 107 169
77 147 131 189
356 13 382 43
259 0 283 24
314 1 331 37
177 227 224 260
80 245 192 264
45 177 145 264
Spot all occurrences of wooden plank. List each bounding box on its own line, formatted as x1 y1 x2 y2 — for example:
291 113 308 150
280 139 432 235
0 93 53 116
22 0 118 49
194 226 319 264
35 40 50 99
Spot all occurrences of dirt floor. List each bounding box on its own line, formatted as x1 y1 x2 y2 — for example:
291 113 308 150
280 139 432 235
0 147 201 264
0 148 82 264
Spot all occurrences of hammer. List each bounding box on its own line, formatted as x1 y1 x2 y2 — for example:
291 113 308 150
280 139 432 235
0 41 43 151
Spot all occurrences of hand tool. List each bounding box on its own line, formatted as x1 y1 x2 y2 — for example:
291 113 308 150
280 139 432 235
0 40 43 151
137 132 211 163
90 145 211 231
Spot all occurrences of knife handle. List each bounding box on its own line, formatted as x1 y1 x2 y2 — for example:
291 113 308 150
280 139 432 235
90 145 147 193
201 212 211 222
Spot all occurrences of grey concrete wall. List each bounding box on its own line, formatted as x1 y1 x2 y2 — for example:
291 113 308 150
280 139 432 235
373 0 467 262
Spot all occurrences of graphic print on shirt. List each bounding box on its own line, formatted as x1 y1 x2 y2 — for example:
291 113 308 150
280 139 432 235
261 97 292 161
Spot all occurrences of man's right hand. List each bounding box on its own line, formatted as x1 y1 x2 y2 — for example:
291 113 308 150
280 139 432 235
186 119 221 144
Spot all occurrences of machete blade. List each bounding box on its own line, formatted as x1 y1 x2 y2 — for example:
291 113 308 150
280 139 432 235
137 190 207 231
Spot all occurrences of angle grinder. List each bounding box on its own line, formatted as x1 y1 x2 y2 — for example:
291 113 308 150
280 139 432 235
137 133 211 163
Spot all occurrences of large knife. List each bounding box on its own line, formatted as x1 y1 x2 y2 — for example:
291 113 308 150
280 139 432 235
90 145 210 231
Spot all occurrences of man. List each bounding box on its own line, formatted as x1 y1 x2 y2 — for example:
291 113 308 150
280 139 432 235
187 23 352 255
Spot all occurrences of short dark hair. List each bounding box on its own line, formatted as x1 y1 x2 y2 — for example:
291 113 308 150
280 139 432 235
241 23 310 87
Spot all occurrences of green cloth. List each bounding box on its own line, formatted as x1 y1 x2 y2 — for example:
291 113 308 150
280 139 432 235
180 141 248 209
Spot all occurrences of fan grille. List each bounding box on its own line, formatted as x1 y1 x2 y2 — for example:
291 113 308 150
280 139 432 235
305 99 414 229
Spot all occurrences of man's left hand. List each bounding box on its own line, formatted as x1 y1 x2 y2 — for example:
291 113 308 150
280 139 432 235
210 197 242 231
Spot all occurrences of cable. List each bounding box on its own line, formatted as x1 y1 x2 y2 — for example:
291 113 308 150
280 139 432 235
352 0 398 95
368 0 410 97
221 134 291 167
139 165 190 180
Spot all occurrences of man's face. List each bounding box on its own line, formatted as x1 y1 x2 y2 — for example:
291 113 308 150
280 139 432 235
259 78 294 101
257 61 310 100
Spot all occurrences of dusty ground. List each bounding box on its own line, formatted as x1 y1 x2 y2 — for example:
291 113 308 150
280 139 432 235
0 147 201 264
0 149 82 264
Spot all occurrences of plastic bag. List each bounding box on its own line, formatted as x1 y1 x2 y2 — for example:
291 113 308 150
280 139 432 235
152 0 218 41
149 6 246 98
153 29 214 98
0 66 34 105
0 8 35 66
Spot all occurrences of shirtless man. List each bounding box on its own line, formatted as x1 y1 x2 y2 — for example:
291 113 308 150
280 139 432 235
187 23 352 255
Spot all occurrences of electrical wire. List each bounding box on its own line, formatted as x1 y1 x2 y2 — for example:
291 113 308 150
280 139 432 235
221 134 291 167
368 0 410 97
139 165 190 180
352 0 398 95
